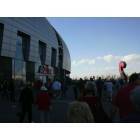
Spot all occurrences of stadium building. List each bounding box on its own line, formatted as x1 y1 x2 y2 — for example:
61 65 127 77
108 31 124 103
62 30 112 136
0 17 71 84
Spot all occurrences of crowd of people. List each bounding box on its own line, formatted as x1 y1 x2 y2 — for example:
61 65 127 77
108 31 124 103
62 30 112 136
0 73 140 123
70 73 140 123
0 79 15 102
0 77 66 123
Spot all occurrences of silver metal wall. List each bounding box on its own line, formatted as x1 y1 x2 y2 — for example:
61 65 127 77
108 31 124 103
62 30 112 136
0 17 71 73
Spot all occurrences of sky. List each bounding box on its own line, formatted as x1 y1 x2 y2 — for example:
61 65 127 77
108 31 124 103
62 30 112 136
48 18 140 78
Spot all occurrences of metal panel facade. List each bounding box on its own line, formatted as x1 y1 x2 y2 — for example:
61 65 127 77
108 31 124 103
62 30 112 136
0 17 71 73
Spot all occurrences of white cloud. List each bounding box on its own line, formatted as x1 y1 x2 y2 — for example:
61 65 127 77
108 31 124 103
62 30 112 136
98 54 140 64
96 56 102 60
103 54 114 63
71 54 140 78
96 54 122 63
122 54 140 63
72 54 140 66
72 58 95 66
104 66 116 70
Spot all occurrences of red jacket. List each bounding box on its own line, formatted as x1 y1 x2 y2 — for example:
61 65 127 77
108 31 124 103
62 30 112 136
113 83 136 118
36 92 51 111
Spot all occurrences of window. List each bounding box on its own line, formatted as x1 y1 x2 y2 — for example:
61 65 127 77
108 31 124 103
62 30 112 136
0 23 4 54
17 31 30 61
26 61 35 82
51 48 57 67
14 59 26 81
39 41 46 65
55 31 62 46
0 56 12 80
58 47 63 68
14 31 30 82
16 35 23 60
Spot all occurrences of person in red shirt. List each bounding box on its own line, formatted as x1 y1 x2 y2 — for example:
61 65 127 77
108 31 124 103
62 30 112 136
35 85 52 123
113 73 140 121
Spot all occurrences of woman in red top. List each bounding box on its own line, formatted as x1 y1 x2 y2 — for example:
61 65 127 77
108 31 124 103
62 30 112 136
36 85 51 123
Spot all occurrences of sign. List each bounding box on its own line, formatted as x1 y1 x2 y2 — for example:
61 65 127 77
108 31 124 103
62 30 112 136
38 65 54 75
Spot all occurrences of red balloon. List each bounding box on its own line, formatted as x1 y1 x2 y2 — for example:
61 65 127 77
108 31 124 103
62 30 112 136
119 61 127 69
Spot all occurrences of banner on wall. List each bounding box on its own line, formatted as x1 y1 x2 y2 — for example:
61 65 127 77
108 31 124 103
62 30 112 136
38 65 54 75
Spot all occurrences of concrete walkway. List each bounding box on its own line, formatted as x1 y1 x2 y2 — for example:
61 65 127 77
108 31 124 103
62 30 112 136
0 86 75 123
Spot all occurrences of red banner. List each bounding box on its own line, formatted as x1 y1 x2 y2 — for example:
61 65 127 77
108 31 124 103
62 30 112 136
38 65 54 75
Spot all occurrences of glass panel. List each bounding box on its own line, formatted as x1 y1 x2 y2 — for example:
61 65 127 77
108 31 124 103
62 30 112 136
55 31 62 46
0 23 4 54
12 59 15 79
35 62 40 73
0 56 12 80
51 48 57 67
26 61 35 82
39 41 46 65
22 36 30 61
58 47 63 68
15 36 24 60
16 31 30 61
14 59 26 81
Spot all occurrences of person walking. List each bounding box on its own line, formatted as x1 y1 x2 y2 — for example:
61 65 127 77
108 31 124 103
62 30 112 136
35 85 51 123
19 83 34 123
8 79 15 103
103 79 114 102
85 78 97 96
67 101 94 123
96 77 104 101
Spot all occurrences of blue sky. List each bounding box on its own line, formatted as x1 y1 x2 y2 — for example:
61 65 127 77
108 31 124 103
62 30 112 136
48 18 140 78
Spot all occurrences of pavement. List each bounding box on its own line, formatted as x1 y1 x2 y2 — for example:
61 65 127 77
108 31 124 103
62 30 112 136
0 86 119 123
0 86 76 123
